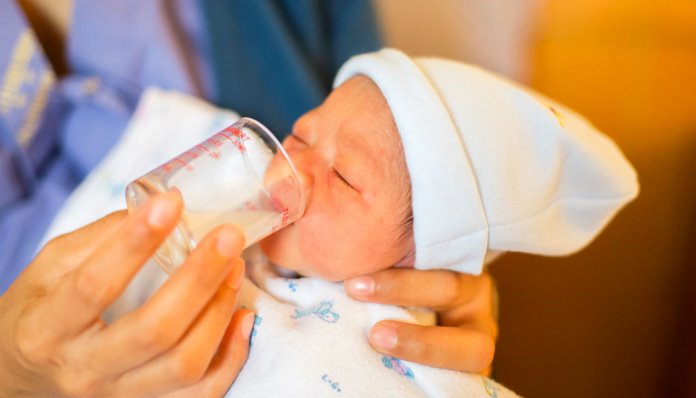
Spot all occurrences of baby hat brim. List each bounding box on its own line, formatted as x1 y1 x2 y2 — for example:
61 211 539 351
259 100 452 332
334 49 638 274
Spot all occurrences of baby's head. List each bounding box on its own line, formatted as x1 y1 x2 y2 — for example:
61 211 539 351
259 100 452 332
261 75 415 281
262 49 638 281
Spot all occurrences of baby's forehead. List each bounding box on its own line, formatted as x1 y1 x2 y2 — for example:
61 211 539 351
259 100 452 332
339 118 408 184
330 75 409 181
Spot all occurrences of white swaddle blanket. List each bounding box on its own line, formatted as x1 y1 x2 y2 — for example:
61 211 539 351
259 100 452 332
43 88 519 397
231 247 517 397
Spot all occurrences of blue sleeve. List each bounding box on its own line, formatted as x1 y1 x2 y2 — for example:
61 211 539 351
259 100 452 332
202 0 383 138
0 1 75 292
326 0 383 72
0 0 215 293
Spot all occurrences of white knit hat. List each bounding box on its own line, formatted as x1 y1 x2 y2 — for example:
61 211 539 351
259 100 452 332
334 49 638 275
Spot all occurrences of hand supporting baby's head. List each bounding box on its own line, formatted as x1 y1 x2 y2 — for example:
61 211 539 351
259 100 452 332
260 75 416 281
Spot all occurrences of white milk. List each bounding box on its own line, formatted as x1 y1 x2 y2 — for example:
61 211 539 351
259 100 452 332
183 209 283 246
153 209 283 273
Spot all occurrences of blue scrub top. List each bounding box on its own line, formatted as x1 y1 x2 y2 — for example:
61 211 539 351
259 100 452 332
0 0 381 293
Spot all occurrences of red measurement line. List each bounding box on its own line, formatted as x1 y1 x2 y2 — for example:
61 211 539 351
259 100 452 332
223 127 250 142
197 144 212 156
208 136 224 147
217 131 236 143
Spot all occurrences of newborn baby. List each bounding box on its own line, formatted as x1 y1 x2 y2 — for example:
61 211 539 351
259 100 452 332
227 49 638 397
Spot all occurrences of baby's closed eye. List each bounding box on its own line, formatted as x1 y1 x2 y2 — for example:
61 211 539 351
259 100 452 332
330 168 356 190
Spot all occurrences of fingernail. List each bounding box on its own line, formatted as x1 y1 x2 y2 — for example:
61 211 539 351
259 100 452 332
216 227 239 259
226 259 245 290
369 324 398 350
345 276 375 298
147 194 179 229
241 312 255 341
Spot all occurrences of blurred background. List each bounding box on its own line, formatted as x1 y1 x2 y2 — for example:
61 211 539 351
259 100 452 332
375 0 696 397
16 0 695 396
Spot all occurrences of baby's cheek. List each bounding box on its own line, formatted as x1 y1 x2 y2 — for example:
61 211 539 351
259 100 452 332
299 231 388 281
260 225 300 269
296 221 346 279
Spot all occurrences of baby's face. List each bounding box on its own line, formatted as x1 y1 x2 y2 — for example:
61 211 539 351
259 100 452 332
260 76 413 281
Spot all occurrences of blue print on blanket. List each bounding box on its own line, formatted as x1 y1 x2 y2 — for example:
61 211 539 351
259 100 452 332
286 279 298 292
381 356 414 379
291 300 340 323
250 315 262 346
321 374 342 393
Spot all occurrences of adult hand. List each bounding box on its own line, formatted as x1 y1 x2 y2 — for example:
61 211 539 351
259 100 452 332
0 191 255 397
344 269 498 374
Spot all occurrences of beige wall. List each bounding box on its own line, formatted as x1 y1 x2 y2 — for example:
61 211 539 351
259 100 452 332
375 1 696 397
374 0 544 82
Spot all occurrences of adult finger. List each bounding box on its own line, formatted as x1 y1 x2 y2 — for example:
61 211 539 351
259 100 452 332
367 321 496 373
115 307 255 397
156 310 256 398
195 310 255 394
24 212 127 290
344 268 484 310
90 225 244 372
28 191 183 338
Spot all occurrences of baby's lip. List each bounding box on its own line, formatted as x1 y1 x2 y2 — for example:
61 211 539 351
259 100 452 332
266 175 305 219
262 151 306 219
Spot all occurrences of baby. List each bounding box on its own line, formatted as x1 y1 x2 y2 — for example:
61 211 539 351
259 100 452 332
227 49 638 397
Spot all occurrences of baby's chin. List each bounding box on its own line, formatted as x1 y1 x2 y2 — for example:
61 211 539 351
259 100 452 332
258 230 317 278
258 225 397 281
259 235 354 282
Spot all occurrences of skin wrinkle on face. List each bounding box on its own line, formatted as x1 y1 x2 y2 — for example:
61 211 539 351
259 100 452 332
260 76 415 281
